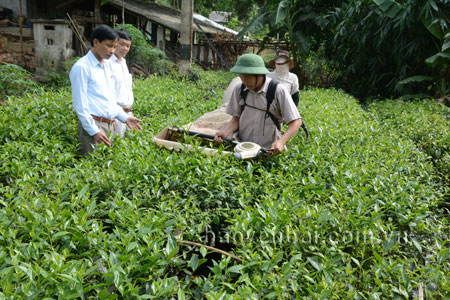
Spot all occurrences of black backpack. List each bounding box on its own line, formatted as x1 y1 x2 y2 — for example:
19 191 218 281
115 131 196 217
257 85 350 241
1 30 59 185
239 79 309 138
240 79 281 131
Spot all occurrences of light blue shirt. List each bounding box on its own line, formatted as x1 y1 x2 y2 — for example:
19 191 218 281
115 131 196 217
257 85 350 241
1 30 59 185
70 50 129 136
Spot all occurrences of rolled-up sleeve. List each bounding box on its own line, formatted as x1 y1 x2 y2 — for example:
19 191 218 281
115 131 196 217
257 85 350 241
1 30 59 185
115 106 129 123
276 84 301 124
70 64 99 136
225 85 243 118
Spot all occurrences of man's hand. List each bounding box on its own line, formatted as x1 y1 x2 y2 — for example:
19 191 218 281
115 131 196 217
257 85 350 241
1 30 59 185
270 118 302 155
271 139 285 155
94 131 112 147
125 116 142 131
214 117 239 143
214 130 227 143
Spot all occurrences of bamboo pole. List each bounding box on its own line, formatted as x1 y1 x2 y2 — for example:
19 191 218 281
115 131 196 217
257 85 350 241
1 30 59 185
66 13 88 55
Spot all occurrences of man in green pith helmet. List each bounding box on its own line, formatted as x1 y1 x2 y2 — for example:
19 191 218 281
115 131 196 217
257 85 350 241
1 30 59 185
214 53 302 155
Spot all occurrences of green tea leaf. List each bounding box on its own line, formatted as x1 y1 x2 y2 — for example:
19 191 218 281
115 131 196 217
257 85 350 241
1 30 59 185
227 265 245 274
190 254 199 271
199 247 207 258
411 238 422 253
307 257 321 271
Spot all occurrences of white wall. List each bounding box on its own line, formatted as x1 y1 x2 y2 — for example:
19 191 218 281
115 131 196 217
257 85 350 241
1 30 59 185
33 21 74 75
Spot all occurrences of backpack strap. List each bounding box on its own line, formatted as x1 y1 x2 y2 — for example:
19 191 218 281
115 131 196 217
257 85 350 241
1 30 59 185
239 79 281 131
242 79 310 140
240 83 249 113
291 91 300 107
265 79 281 130
240 83 248 101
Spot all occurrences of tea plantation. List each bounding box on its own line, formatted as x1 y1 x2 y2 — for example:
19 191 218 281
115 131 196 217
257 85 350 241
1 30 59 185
0 70 449 299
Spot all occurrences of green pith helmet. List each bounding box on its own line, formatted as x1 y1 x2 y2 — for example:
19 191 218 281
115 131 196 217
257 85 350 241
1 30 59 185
230 53 269 74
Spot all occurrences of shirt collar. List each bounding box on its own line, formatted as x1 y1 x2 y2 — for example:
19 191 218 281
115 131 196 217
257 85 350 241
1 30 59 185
87 50 104 68
259 75 270 94
112 54 126 63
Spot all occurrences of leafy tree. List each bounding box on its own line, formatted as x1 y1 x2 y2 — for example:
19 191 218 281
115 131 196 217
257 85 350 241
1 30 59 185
155 0 181 9
419 1 450 97
155 0 236 14
234 0 339 88
193 0 235 17
326 0 450 99
231 0 449 99
273 1 338 77
115 23 173 75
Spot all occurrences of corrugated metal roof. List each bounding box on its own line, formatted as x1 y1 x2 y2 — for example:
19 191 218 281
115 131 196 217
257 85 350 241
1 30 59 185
107 0 238 35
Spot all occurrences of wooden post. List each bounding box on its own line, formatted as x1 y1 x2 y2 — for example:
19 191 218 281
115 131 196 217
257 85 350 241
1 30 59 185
179 0 193 75
122 0 125 24
157 26 165 52
18 0 23 56
203 42 209 67
94 0 101 26
151 22 158 43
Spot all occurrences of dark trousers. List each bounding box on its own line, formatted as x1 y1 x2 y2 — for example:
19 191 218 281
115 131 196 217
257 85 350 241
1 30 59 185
77 119 117 155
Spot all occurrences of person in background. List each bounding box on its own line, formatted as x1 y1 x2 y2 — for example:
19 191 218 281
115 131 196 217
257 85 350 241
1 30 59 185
267 49 300 106
214 53 302 154
111 28 134 137
70 24 142 155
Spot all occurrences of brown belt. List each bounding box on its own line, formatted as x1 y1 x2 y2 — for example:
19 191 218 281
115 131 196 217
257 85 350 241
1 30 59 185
91 115 115 124
122 107 132 112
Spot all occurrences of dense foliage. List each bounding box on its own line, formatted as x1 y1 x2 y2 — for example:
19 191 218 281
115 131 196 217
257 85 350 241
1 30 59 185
1 69 450 298
114 24 173 75
327 0 450 99
0 63 39 102
368 99 450 193
192 0 450 99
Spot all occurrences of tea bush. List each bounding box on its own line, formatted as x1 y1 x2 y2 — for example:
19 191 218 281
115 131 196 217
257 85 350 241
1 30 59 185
368 100 450 186
0 63 40 102
0 68 449 299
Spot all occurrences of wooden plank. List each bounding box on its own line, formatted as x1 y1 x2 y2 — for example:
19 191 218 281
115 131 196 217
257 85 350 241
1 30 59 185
0 27 33 38
72 15 103 24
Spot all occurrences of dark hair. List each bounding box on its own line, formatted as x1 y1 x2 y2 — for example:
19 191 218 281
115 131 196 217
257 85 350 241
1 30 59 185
90 24 119 44
116 28 132 41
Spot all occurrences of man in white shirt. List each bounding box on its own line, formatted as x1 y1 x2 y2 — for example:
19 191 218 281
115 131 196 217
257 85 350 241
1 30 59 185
70 24 142 155
267 50 309 138
267 50 300 106
111 28 134 137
